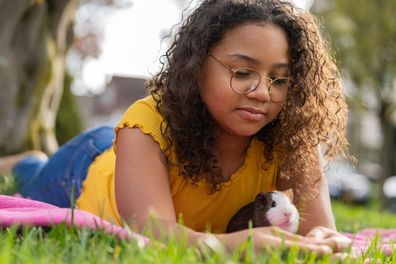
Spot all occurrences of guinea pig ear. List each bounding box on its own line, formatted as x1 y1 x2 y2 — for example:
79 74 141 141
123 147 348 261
255 192 270 203
282 188 294 202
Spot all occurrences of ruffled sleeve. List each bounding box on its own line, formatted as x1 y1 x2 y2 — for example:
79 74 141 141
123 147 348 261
113 95 168 153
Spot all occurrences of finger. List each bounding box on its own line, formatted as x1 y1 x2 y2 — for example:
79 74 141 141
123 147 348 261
268 227 330 246
320 236 352 252
305 226 344 240
330 252 350 262
305 227 323 239
263 226 344 253
267 226 307 240
282 238 332 256
259 233 333 256
267 228 351 255
305 226 331 239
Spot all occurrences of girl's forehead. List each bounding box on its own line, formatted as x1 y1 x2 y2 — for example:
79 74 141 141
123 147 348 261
212 23 289 67
217 22 286 45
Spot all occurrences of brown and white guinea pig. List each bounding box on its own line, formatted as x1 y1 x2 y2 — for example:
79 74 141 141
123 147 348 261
226 189 299 233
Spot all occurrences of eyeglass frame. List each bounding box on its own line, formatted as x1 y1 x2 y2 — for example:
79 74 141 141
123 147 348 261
207 52 291 103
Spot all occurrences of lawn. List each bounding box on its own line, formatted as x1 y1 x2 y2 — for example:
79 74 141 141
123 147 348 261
1 174 396 263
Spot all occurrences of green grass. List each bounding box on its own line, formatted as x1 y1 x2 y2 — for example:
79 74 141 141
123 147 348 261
333 200 396 232
1 174 396 263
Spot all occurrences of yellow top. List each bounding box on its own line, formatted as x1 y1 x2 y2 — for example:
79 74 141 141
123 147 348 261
76 95 280 233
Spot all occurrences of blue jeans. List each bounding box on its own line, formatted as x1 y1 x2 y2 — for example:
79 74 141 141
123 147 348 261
12 126 114 208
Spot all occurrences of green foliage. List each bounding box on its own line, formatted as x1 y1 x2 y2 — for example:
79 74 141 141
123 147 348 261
0 226 338 264
0 194 395 263
1 172 396 263
314 0 396 94
0 173 17 195
333 200 396 232
55 71 84 145
313 0 396 205
0 223 394 263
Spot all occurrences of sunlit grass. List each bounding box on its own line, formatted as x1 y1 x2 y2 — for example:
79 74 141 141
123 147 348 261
333 200 396 232
1 173 396 263
0 222 394 264
0 173 17 195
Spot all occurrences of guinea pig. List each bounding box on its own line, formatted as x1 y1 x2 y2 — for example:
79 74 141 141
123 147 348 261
226 189 299 233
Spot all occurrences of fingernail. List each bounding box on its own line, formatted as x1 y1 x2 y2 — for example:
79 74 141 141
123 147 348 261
323 245 332 254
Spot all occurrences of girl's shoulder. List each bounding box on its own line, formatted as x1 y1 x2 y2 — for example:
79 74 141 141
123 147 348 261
114 95 168 152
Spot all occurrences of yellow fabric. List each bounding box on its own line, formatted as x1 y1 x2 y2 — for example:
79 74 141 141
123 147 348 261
76 95 280 233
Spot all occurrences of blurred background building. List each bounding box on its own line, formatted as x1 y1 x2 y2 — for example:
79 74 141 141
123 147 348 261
77 75 148 128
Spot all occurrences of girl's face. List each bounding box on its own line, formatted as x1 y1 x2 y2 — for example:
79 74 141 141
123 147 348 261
199 22 290 139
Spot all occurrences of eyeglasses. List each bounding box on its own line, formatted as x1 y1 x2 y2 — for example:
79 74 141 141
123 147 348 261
208 53 291 103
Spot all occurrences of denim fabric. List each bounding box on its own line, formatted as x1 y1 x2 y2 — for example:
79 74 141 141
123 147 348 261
12 126 114 208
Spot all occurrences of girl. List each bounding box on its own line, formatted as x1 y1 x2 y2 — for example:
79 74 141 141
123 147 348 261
0 0 351 255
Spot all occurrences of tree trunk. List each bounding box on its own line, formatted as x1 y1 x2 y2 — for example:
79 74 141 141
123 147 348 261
0 0 78 155
379 102 392 209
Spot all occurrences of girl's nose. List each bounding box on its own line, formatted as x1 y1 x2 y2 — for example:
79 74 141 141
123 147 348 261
245 79 271 102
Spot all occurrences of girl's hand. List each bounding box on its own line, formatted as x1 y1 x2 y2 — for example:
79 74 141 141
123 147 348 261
219 226 335 256
252 226 334 255
305 226 352 252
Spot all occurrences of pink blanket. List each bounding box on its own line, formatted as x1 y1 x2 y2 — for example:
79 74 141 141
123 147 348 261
0 194 395 256
0 194 149 246
345 229 396 256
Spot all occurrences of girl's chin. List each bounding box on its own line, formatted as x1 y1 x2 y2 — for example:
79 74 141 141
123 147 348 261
215 123 268 138
233 127 267 137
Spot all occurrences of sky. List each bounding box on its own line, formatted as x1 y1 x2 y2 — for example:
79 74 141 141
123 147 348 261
71 0 314 95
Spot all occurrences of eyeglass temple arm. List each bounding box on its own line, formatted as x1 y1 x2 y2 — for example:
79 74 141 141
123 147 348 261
207 52 234 72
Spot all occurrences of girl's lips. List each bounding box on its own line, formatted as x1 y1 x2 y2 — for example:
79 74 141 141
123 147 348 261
237 107 266 121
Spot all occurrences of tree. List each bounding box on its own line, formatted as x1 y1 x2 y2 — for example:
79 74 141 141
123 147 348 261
312 0 396 207
56 71 84 145
0 0 78 155
0 0 131 155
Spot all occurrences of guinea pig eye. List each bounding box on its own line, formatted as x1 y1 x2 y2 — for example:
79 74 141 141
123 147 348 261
271 201 276 208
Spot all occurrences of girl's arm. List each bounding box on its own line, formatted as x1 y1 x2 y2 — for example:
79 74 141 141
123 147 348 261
294 150 337 235
279 152 352 249
115 128 348 253
276 151 336 235
276 152 352 250
298 173 336 235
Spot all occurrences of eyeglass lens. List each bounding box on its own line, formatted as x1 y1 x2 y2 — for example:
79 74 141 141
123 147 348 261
231 68 288 102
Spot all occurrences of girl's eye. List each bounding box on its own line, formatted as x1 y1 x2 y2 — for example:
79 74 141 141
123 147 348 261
271 201 277 208
234 69 253 78
271 77 290 86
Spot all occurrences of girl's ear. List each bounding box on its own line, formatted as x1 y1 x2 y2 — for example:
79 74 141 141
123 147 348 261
282 188 294 202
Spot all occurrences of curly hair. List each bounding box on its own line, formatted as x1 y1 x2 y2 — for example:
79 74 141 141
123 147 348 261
148 0 350 200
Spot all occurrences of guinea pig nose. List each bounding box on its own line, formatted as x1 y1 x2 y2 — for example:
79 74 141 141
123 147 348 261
283 212 291 218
